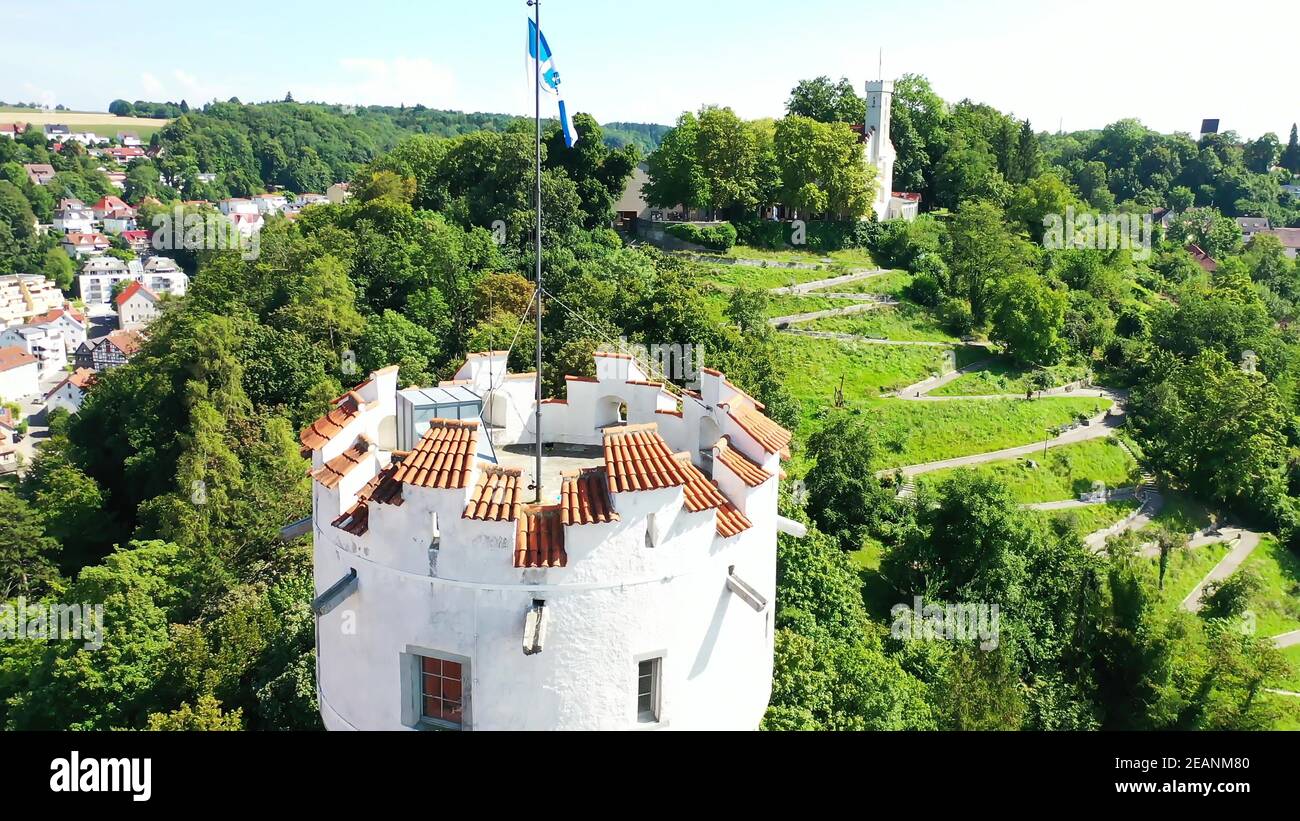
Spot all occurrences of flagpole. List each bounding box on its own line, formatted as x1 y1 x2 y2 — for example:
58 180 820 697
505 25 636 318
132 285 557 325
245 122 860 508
530 0 543 503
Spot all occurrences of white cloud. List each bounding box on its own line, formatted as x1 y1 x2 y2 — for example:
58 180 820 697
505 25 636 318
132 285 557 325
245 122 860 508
296 57 457 107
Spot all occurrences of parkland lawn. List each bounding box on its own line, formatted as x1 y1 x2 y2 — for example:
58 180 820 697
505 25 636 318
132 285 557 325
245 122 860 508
866 396 1113 470
805 303 962 343
918 437 1138 503
930 359 1089 396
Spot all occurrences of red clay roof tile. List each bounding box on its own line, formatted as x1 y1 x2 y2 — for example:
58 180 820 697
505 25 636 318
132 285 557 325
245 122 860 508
311 436 371 489
560 467 619 525
729 407 792 459
714 438 773 487
715 499 753 538
330 455 405 535
672 452 729 512
603 423 688 493
299 392 362 451
463 465 523 521
393 419 478 489
515 505 566 568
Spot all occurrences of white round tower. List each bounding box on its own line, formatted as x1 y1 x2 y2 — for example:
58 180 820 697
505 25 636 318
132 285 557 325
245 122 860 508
301 353 790 730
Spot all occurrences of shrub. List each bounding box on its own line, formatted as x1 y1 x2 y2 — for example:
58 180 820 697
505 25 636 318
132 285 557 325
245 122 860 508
665 221 737 252
938 296 975 337
905 272 944 307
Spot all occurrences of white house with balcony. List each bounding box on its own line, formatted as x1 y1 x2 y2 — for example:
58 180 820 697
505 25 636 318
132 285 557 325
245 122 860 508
0 324 66 377
286 193 329 215
252 192 288 214
141 256 189 296
53 198 94 234
303 350 796 731
29 305 86 355
61 231 111 259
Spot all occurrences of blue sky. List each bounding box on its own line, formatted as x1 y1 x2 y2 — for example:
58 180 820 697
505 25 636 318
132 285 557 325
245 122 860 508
2 0 1296 139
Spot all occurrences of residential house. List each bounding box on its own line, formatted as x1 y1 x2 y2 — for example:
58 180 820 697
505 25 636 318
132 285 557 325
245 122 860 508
42 124 70 140
61 231 111 259
74 329 141 371
120 229 152 256
117 132 142 147
1236 216 1271 243
0 274 65 328
78 256 133 304
252 192 288 214
0 123 26 139
1252 227 1300 260
0 346 40 401
106 146 145 163
1150 207 1177 231
327 182 351 204
28 305 87 355
53 198 94 233
286 193 329 214
44 367 95 414
23 163 56 185
92 195 131 221
115 281 160 330
888 191 921 221
1187 243 1218 272
101 207 137 235
105 170 127 190
0 324 67 377
141 256 189 296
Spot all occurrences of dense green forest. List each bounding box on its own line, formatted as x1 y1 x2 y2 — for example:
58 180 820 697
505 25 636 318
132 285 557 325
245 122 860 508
133 99 663 200
1 74 1298 730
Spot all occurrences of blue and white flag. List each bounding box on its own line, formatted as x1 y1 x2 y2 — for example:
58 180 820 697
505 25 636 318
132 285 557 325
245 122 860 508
528 18 576 147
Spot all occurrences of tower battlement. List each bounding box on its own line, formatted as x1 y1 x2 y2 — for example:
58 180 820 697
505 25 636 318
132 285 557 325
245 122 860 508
302 351 790 730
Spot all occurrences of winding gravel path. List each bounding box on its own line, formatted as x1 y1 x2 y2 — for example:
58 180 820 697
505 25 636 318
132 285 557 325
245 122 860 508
768 299 897 327
769 268 890 295
1179 529 1264 612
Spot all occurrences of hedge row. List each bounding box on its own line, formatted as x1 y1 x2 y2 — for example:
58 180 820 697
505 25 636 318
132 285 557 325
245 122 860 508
664 222 738 252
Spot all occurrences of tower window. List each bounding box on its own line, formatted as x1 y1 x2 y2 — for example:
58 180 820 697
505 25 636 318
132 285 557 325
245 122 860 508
419 655 464 729
637 657 661 723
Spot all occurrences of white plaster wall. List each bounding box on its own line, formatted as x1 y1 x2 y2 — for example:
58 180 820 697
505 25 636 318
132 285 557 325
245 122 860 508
313 357 779 732
314 513 775 731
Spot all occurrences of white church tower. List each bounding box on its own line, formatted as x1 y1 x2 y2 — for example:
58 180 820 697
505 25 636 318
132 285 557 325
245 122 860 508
864 79 896 221
298 351 798 731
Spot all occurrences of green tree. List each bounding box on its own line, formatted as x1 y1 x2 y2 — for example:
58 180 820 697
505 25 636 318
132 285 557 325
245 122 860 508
1129 350 1287 508
785 76 865 124
990 270 1066 366
804 412 895 548
773 115 873 220
945 199 1035 324
42 247 74 291
1279 124 1300 174
356 309 439 385
0 492 61 599
645 111 708 213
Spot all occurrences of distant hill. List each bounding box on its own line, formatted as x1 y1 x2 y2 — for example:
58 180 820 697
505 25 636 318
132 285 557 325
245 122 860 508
600 122 673 153
135 99 668 199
